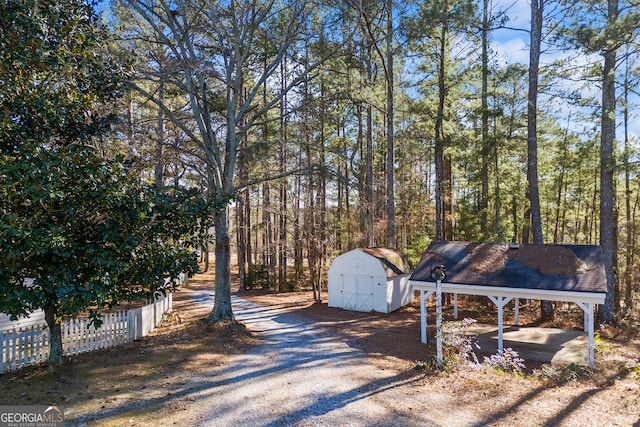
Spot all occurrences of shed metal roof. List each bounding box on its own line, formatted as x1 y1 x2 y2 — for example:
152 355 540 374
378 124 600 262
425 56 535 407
410 241 606 294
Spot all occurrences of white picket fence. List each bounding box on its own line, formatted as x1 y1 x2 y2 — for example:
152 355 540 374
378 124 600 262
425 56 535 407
0 293 172 373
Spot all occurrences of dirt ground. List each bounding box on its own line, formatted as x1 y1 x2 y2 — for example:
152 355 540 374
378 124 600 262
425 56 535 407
236 282 640 372
1 271 639 426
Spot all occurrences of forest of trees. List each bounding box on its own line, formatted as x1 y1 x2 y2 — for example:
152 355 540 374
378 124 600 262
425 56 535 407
104 0 639 323
3 0 639 331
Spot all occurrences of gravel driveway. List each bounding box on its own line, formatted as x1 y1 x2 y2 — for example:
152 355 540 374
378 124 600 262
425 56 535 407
179 291 445 426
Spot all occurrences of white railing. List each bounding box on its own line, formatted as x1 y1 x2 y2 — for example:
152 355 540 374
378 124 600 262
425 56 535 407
0 294 172 373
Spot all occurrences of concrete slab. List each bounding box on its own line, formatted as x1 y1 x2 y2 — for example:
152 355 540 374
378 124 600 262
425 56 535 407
467 323 589 366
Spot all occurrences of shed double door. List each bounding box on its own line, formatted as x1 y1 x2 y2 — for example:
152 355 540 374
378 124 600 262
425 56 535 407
342 274 374 312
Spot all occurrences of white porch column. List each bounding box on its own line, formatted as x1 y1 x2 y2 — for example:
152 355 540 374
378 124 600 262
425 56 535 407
577 301 596 368
488 295 513 353
419 289 434 344
436 281 443 366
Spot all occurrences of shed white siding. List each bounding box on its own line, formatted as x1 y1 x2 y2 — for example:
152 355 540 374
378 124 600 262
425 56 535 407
328 248 413 313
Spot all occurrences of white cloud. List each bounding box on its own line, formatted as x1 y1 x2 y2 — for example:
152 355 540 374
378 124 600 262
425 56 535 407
492 37 529 65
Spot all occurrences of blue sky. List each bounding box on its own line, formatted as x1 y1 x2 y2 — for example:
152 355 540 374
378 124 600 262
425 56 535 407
99 0 637 144
491 0 640 143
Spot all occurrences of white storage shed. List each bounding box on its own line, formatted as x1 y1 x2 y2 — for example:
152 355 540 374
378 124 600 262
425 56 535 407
328 248 414 313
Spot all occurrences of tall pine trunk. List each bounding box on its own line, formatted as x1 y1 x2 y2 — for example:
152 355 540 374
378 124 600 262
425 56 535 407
623 50 634 313
386 0 396 248
279 60 288 288
434 0 448 241
480 0 490 239
598 0 618 322
528 0 553 319
366 45 375 247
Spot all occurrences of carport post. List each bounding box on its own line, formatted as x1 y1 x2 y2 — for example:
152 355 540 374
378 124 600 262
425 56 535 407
488 295 513 353
419 289 434 344
436 280 443 366
577 301 596 368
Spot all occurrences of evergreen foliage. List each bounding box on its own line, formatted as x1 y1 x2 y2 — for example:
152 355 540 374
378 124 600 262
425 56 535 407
0 0 220 365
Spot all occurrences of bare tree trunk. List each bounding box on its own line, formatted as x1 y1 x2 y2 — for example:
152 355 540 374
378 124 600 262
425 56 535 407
306 158 320 302
207 208 235 322
317 76 327 301
294 171 303 282
237 206 246 290
245 186 253 274
527 0 544 245
44 305 63 366
263 182 275 289
480 0 490 239
337 119 344 252
590 165 599 244
366 46 375 247
356 104 366 245
554 117 570 244
204 241 210 273
237 86 249 290
386 0 396 248
623 50 635 313
512 194 519 243
598 0 618 322
494 129 503 241
239 84 251 290
528 0 552 319
443 153 453 240
434 1 448 241
522 204 531 244
279 60 288 289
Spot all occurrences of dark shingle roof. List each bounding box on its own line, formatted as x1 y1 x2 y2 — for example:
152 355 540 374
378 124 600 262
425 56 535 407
410 241 606 293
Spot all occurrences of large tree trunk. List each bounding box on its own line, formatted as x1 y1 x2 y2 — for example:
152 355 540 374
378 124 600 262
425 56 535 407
237 159 248 290
434 2 448 241
386 0 396 248
623 51 635 313
528 0 553 319
366 46 375 247
527 0 544 245
598 0 618 321
237 199 247 290
356 104 367 247
44 305 63 366
443 153 453 240
208 208 235 322
294 172 303 282
480 0 490 239
554 121 570 244
279 60 288 288
263 182 275 289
